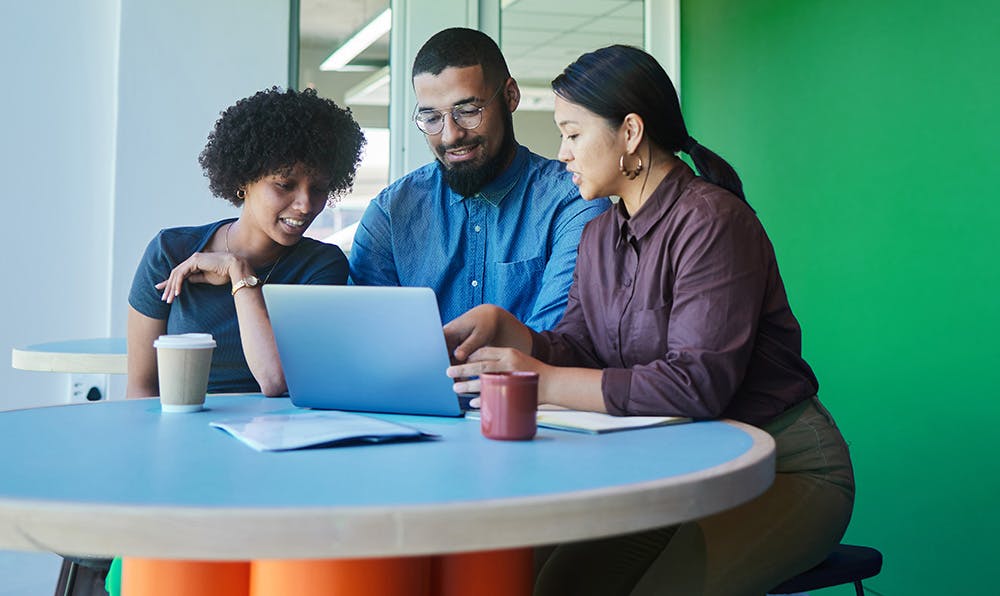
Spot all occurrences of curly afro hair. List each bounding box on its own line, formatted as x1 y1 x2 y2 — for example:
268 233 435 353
199 87 366 206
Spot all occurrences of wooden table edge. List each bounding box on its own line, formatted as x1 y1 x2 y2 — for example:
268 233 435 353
11 347 127 375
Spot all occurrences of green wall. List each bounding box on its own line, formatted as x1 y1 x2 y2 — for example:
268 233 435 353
680 1 999 594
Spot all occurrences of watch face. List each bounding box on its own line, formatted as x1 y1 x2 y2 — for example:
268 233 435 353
246 275 260 286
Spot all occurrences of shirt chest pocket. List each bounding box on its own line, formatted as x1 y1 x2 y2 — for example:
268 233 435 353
490 256 546 309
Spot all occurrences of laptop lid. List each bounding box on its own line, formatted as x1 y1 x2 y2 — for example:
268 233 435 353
262 285 463 417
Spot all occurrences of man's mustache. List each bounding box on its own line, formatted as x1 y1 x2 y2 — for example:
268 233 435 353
437 138 484 153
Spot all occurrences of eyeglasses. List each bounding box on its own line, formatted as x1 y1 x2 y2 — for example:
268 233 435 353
412 81 507 135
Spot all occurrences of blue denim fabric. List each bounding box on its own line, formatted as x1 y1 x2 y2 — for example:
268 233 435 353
350 145 610 331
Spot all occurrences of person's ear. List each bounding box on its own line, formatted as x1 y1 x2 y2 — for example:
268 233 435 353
622 113 645 153
504 78 521 113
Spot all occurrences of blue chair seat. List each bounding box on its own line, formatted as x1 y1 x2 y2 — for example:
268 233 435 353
769 544 883 596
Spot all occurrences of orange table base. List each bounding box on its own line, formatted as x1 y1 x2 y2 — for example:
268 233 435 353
121 559 250 596
432 548 534 596
251 556 432 596
122 549 533 596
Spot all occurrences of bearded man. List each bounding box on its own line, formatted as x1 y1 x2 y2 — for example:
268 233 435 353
349 27 609 331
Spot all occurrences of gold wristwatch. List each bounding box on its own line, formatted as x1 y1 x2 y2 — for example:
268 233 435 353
231 275 260 296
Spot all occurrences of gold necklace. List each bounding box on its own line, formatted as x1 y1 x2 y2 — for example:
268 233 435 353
225 222 285 284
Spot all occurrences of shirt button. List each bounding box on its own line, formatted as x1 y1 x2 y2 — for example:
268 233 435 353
474 225 481 232
623 278 632 287
471 280 479 287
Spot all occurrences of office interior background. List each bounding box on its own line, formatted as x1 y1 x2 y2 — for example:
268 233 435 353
1 0 997 594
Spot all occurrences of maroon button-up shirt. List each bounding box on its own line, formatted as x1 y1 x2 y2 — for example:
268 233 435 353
532 163 818 426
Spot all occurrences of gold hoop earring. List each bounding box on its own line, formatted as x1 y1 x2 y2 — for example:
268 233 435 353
619 154 643 180
236 188 247 200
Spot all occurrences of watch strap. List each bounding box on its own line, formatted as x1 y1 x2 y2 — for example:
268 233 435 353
231 275 260 296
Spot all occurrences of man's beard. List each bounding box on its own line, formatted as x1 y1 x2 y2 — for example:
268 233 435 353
437 112 516 197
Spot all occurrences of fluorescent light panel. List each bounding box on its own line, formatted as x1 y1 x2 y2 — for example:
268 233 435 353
345 66 391 105
320 8 392 72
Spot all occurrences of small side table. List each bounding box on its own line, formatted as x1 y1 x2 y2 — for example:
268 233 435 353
11 338 127 402
11 338 127 375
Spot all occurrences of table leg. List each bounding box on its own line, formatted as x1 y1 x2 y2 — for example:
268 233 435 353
250 556 432 596
120 558 250 596
432 548 534 596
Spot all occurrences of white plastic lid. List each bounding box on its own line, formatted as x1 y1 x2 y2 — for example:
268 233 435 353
153 333 216 349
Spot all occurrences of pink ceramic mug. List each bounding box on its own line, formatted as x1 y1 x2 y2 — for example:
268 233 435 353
479 371 538 441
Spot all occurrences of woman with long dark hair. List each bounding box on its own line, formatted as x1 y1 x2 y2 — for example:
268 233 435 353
444 45 854 595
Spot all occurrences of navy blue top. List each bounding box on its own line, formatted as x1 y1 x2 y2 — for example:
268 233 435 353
129 219 348 393
349 145 610 331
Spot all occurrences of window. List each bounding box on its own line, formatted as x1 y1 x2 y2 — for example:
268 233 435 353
306 128 389 252
501 0 645 159
296 0 391 254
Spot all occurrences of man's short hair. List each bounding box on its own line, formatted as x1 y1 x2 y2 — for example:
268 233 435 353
412 28 511 87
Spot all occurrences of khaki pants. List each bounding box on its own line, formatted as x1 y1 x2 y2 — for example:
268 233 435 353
535 397 855 596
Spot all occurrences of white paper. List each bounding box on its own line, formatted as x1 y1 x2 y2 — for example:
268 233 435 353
210 410 431 451
535 410 689 434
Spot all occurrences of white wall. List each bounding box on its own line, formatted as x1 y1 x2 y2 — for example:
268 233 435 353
0 0 289 409
110 0 290 338
1 0 119 410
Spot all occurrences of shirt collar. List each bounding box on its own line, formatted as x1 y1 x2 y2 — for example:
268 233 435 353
614 161 696 248
447 144 528 206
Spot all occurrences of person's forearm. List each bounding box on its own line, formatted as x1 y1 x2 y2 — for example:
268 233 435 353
126 306 166 398
226 257 286 396
233 290 286 396
541 366 607 412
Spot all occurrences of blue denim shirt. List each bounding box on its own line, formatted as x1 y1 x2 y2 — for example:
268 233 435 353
349 145 610 330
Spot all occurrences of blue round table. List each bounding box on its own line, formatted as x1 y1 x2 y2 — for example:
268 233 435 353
0 395 774 594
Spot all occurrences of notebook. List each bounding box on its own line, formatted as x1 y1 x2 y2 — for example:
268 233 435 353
262 285 463 417
465 408 690 434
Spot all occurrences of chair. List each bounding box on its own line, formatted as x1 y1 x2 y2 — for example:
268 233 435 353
54 556 113 596
769 544 883 596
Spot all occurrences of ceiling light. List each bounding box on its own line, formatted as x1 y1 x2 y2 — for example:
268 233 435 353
345 67 391 106
320 9 392 72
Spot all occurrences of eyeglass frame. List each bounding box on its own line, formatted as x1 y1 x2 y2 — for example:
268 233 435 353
411 79 509 136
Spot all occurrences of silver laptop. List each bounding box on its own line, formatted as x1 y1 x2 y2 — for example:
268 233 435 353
263 285 463 417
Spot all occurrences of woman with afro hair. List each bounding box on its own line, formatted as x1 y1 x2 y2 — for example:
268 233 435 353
126 87 365 397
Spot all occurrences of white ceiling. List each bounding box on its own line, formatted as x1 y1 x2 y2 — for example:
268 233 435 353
502 0 643 86
300 0 390 63
299 0 644 109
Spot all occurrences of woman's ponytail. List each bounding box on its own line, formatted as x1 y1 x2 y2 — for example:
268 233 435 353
554 45 749 206
682 137 747 203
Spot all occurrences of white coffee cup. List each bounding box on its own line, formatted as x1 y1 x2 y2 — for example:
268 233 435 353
153 333 216 413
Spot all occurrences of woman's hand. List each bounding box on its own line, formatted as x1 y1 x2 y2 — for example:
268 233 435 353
155 252 243 303
447 347 606 412
446 346 549 395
